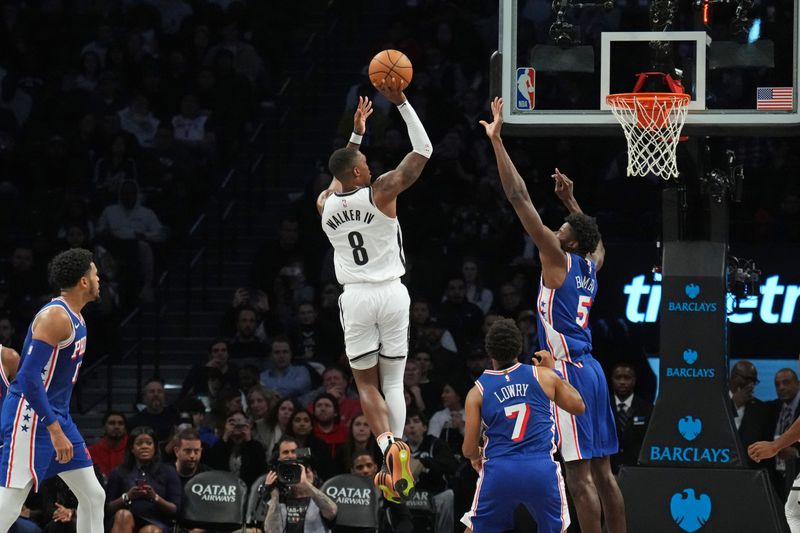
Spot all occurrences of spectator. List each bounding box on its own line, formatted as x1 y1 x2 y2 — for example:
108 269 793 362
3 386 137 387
128 378 178 443
285 409 331 479
333 414 381 477
261 398 302 456
260 337 312 399
461 258 494 314
272 261 315 323
496 283 526 319
228 307 269 365
96 179 167 302
609 362 653 474
770 368 800 499
412 351 442 416
206 411 267 487
171 93 216 150
247 384 280 450
299 366 362 425
172 428 208 488
180 396 219 449
348 451 413 533
105 426 182 533
38 466 105 533
428 379 471 458
516 309 538 363
263 437 337 533
312 393 348 459
118 94 160 148
289 301 341 365
181 338 239 398
730 361 774 473
410 299 457 355
404 411 458 533
93 134 138 201
0 314 21 350
251 217 303 295
403 359 427 414
420 316 460 373
88 411 129 479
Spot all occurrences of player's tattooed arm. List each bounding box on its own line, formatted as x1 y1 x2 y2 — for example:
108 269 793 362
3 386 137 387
462 386 484 467
552 168 606 270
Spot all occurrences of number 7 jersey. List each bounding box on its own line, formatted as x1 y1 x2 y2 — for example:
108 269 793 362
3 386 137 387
476 363 558 458
321 187 406 285
537 252 597 363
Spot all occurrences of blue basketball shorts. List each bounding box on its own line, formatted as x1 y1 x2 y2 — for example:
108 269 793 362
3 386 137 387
0 394 92 491
461 454 570 533
555 355 618 462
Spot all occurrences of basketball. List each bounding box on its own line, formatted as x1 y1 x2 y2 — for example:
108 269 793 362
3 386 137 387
368 49 413 90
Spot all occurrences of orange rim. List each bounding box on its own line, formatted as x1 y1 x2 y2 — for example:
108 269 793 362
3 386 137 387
606 92 691 109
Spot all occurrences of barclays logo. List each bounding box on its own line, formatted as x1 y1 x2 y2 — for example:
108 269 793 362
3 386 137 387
685 284 700 299
665 349 715 379
670 488 711 532
678 416 702 441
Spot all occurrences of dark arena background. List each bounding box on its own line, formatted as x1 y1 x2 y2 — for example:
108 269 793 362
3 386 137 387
0 0 799 532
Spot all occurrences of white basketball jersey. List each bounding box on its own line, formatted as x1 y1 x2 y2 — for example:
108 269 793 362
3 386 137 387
321 187 406 285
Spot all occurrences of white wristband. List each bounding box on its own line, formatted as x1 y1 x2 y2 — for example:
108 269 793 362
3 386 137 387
349 132 363 144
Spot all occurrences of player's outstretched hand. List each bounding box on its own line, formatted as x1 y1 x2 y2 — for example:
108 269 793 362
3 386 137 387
375 77 407 106
552 168 575 203
50 428 73 464
353 96 374 136
533 350 556 370
748 440 779 462
479 97 504 140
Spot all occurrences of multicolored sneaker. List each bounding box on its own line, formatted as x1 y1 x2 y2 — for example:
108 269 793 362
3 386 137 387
385 440 415 500
374 468 402 503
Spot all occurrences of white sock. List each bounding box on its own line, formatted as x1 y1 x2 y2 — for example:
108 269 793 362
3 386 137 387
59 466 106 533
0 481 32 531
379 356 407 438
377 431 395 456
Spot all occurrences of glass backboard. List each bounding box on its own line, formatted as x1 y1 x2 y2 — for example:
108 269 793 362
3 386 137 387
497 0 800 134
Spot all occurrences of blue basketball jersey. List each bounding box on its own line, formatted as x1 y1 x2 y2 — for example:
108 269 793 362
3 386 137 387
476 363 557 459
8 298 87 417
537 252 598 363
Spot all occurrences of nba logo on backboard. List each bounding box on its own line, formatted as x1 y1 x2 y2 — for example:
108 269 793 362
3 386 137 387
516 68 535 111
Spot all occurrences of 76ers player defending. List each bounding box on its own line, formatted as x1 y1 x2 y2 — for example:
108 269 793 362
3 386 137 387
317 79 432 502
461 319 584 533
0 249 105 533
481 97 625 533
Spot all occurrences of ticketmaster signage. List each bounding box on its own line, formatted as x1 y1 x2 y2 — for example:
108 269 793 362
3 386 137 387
623 274 799 324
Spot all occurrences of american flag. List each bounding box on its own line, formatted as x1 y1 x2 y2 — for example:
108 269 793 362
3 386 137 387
756 87 794 110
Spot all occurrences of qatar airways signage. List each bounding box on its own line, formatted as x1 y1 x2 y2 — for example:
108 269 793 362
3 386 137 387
623 274 799 325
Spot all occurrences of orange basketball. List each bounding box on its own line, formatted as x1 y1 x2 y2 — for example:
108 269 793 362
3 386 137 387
368 49 413 90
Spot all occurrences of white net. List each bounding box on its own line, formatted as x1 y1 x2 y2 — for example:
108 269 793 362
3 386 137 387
606 93 690 179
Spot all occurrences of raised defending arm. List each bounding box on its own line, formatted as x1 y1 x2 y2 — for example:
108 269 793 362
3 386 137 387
534 350 585 415
481 97 567 283
552 168 606 270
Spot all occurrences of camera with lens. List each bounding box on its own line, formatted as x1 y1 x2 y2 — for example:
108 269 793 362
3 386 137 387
260 448 312 498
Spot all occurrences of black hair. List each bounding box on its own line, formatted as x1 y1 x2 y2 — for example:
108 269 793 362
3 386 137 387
123 426 161 471
208 338 229 353
102 411 128 428
485 318 523 365
48 248 93 290
328 147 361 179
406 409 429 427
564 213 601 257
777 368 799 380
612 361 637 375
313 392 341 419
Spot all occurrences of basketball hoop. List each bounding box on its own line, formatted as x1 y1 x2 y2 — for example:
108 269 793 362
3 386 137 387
606 92 691 180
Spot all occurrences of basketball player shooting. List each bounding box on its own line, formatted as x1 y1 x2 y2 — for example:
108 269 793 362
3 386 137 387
480 97 626 533
0 249 106 533
316 78 432 503
461 319 585 533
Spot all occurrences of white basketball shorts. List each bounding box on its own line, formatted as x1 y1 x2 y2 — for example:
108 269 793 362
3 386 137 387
338 278 410 370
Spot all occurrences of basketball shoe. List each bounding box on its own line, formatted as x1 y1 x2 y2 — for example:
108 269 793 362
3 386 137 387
384 440 415 500
373 467 402 503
